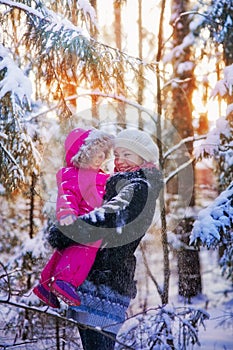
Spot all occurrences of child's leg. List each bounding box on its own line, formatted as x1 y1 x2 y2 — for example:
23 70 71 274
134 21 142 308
50 241 102 306
33 250 62 308
40 249 63 287
53 241 102 287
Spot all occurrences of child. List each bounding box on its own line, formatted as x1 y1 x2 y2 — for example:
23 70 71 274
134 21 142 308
33 128 113 308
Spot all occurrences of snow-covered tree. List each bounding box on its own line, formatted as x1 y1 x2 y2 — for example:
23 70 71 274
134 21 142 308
190 0 233 282
192 67 233 281
207 0 233 68
0 44 41 193
201 0 233 191
190 181 233 280
0 1 231 348
163 0 204 299
0 0 154 192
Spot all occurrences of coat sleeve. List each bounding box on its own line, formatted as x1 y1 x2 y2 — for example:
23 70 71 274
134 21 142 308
56 176 156 245
56 167 82 220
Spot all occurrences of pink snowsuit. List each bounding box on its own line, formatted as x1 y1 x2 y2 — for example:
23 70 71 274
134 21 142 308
40 128 110 289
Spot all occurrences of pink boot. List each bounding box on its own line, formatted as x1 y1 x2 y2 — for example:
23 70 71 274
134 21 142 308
51 280 81 306
33 284 60 308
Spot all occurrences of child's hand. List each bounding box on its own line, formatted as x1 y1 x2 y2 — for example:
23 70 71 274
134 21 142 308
59 215 77 226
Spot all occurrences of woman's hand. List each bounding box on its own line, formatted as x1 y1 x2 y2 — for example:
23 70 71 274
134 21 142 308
59 214 77 226
47 225 75 249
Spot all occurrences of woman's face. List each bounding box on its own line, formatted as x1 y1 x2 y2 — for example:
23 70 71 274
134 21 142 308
114 147 144 171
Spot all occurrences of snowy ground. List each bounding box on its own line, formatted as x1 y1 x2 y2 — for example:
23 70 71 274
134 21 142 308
192 249 233 350
125 232 233 350
0 233 232 350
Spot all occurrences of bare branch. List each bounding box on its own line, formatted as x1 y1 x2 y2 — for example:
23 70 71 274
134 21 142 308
67 91 158 123
164 158 195 184
163 135 206 159
0 299 133 349
140 243 163 297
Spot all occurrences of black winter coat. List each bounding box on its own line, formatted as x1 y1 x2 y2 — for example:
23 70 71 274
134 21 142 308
48 166 163 297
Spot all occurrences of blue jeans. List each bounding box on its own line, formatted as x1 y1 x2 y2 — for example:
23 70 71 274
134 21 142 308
78 327 116 350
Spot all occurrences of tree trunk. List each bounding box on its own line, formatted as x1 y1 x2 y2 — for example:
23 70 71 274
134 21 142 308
114 1 126 128
90 0 99 120
175 218 202 301
156 0 170 305
137 0 144 129
170 0 202 298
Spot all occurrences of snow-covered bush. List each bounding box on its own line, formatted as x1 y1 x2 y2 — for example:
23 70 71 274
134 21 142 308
116 305 209 349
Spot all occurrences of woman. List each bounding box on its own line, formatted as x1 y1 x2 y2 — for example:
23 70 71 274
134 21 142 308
48 129 163 350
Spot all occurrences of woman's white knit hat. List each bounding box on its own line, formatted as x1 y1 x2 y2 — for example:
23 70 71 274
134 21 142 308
114 129 159 163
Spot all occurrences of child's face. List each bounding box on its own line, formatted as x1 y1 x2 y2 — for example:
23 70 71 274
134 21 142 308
89 149 106 169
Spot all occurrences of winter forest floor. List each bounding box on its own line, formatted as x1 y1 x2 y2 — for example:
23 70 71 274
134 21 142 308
127 233 233 350
0 240 232 349
124 163 233 349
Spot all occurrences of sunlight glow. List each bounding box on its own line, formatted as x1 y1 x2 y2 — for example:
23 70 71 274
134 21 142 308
82 1 224 126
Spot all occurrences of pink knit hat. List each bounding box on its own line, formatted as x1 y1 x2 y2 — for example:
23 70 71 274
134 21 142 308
64 128 113 168
65 128 91 167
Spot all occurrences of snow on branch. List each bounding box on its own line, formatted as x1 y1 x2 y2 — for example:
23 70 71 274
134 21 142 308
0 298 129 349
163 32 196 63
0 0 44 19
77 0 99 31
211 64 233 98
0 141 25 182
164 134 206 159
163 11 205 65
0 0 148 69
194 116 231 158
0 44 32 108
190 182 233 249
116 305 209 349
0 0 156 98
164 157 194 185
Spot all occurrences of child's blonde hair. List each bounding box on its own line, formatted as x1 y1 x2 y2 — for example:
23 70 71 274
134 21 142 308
71 130 113 169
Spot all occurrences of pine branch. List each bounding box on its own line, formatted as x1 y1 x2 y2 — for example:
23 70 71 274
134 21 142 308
0 1 147 66
0 0 44 19
190 182 233 248
0 0 155 95
0 141 25 181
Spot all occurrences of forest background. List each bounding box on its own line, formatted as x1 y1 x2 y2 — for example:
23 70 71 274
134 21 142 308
0 0 232 349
